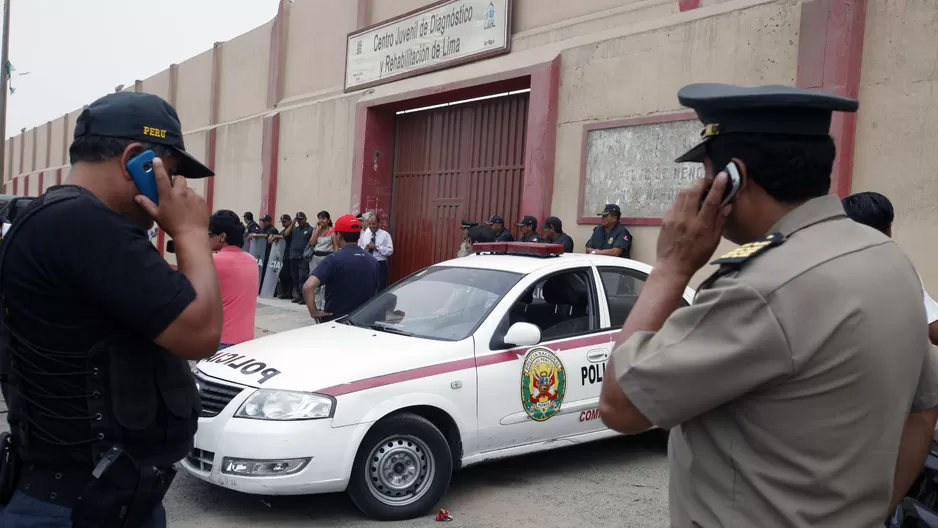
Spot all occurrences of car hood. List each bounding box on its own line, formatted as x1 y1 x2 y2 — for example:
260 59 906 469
195 322 468 393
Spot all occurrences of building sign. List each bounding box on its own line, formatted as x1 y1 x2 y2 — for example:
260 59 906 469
345 0 511 92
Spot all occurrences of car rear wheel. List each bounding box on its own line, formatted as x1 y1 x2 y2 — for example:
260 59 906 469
347 413 452 521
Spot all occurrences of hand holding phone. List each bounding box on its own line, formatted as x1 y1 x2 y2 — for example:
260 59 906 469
700 161 741 209
132 157 209 239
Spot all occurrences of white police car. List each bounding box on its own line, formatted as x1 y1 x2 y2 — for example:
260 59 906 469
184 243 696 520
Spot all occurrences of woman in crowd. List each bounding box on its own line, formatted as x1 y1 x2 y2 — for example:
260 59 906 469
209 210 260 350
308 210 334 311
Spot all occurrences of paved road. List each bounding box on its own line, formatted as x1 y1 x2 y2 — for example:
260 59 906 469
165 430 670 527
2 298 672 526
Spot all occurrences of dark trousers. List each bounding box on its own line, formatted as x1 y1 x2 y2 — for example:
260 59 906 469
277 258 293 298
0 490 166 527
377 260 389 292
290 258 309 300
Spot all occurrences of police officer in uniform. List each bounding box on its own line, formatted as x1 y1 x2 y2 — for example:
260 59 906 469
543 216 574 253
586 204 631 258
457 220 479 258
0 92 222 526
516 216 543 243
485 215 514 242
598 83 938 527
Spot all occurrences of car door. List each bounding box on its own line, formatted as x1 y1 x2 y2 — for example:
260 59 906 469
576 264 694 434
473 264 614 453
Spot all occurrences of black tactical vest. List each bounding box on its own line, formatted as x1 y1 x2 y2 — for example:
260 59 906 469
0 186 199 468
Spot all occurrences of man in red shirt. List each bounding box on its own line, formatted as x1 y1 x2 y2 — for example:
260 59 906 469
210 210 259 348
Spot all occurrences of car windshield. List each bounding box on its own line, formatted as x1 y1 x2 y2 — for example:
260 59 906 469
347 266 522 342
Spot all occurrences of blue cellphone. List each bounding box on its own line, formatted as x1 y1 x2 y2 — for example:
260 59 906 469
126 150 159 205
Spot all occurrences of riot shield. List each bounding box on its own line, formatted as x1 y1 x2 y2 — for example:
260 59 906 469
260 240 286 298
248 238 268 288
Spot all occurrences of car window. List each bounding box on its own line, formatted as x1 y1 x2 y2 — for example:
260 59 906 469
499 268 599 344
347 266 521 342
598 266 689 329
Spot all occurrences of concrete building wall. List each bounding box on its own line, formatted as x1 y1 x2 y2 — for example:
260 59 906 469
142 69 172 102
852 0 938 290
183 131 209 198
218 22 272 123
553 0 801 284
7 0 938 291
21 130 33 175
176 49 214 130
276 96 356 219
49 117 66 167
35 123 49 173
283 0 358 100
213 119 264 216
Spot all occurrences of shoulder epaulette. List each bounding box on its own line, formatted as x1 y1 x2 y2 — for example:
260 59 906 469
710 232 785 267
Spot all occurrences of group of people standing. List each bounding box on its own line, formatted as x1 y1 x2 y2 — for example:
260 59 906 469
455 204 632 259
240 210 394 316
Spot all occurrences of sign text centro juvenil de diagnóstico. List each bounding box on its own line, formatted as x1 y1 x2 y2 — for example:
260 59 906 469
345 0 511 92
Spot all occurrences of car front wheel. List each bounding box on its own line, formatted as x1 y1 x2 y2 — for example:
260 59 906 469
347 413 453 521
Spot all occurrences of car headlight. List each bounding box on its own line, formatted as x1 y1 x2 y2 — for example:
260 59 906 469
234 390 334 421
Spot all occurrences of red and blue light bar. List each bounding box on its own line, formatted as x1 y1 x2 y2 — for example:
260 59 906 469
471 242 565 258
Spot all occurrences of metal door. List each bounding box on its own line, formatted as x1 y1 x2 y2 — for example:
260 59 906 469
389 93 529 283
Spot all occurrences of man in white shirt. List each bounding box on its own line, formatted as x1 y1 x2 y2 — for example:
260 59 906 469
842 191 938 511
359 211 393 291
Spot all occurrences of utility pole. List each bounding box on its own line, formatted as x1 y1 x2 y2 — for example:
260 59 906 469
0 0 10 183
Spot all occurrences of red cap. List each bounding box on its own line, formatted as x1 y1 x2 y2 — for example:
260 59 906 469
333 214 362 233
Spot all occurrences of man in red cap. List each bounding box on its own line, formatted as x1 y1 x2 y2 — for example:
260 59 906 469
302 214 378 322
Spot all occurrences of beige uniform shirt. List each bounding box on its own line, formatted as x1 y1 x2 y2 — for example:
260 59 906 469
457 239 472 258
614 195 938 527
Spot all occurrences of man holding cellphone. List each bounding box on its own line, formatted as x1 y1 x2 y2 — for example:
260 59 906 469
598 84 938 527
0 92 221 527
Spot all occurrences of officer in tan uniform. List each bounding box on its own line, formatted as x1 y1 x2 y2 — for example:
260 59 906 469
598 83 938 527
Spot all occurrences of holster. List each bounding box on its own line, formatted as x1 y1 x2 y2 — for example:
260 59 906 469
0 432 19 505
70 446 176 528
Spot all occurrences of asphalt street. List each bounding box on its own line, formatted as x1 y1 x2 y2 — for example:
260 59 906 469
1 299 672 526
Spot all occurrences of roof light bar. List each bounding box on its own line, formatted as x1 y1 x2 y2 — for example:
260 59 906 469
472 242 565 258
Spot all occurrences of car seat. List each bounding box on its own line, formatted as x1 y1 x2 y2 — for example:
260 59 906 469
540 274 591 339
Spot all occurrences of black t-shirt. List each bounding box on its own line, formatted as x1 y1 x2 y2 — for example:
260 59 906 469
0 186 196 465
550 233 575 253
586 223 632 258
518 233 543 243
245 221 260 235
311 245 378 321
289 224 314 259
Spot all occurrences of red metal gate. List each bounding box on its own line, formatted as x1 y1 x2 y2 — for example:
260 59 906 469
389 93 529 283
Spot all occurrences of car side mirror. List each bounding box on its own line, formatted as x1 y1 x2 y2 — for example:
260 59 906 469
503 322 541 348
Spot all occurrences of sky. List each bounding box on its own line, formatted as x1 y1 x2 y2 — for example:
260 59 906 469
3 0 280 138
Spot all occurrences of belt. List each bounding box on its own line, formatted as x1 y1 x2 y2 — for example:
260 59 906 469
16 464 93 509
313 251 332 257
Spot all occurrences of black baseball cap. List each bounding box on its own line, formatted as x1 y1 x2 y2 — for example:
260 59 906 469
486 215 505 225
260 214 272 222
599 204 621 217
280 214 291 222
518 215 537 228
461 220 479 228
544 216 563 231
74 92 214 178
295 212 307 220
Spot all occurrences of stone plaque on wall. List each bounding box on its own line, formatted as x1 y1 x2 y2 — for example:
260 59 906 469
581 118 705 220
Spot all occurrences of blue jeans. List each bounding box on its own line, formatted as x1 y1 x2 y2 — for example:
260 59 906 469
218 343 233 350
0 490 166 527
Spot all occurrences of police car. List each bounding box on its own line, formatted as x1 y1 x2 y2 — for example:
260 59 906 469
184 242 696 520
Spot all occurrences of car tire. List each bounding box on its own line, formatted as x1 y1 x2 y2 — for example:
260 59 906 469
347 413 453 521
